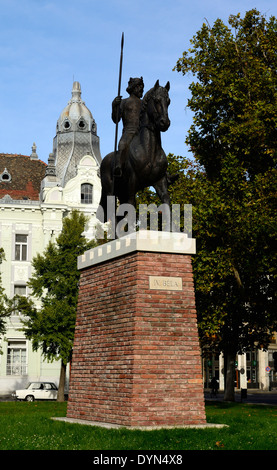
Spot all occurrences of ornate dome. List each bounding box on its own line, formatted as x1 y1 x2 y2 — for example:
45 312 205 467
57 81 96 134
50 81 101 188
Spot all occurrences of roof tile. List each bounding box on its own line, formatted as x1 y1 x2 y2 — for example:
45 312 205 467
0 154 46 201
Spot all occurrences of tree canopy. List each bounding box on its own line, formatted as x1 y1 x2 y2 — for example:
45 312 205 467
174 9 277 180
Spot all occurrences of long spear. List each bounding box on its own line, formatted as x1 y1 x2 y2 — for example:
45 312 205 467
114 32 124 157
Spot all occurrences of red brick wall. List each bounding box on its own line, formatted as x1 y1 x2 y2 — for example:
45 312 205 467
67 250 206 427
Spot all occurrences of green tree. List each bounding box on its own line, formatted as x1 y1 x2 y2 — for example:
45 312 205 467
173 9 277 400
144 153 276 400
18 210 96 401
175 9 277 180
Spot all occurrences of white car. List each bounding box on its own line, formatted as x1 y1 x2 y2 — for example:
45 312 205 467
12 382 58 401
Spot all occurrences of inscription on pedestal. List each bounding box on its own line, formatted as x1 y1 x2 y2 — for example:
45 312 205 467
149 276 183 291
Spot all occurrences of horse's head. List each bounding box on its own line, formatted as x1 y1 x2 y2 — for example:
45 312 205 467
141 80 171 132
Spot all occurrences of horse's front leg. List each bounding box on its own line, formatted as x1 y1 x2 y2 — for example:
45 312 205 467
154 175 171 205
153 177 171 232
115 180 137 238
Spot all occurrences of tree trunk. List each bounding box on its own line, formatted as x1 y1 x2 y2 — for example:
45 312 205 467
224 350 236 401
57 362 66 402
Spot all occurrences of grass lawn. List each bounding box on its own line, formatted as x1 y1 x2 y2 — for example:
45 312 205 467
0 400 276 451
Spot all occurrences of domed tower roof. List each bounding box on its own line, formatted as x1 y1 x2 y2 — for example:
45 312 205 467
57 81 95 133
52 82 101 187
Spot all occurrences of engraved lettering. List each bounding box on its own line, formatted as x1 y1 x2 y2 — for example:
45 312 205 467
149 276 182 291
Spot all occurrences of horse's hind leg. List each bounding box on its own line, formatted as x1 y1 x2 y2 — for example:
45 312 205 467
153 177 171 231
154 176 170 204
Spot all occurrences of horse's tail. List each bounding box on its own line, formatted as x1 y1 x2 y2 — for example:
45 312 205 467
96 152 115 222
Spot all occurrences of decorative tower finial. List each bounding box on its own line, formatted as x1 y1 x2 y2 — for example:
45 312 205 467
30 142 38 160
45 153 56 177
71 81 82 103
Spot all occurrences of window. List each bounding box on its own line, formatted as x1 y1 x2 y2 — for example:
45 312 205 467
27 383 42 390
6 341 27 375
13 285 27 315
0 168 11 182
14 285 27 297
246 350 258 385
81 183 93 204
63 120 71 130
15 234 28 261
78 119 86 129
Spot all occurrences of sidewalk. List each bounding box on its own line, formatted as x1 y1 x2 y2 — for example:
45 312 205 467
205 389 277 405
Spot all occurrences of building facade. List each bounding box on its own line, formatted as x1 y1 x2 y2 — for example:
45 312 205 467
0 82 101 395
203 341 277 392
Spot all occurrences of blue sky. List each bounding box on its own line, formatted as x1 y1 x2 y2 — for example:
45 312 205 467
0 0 276 163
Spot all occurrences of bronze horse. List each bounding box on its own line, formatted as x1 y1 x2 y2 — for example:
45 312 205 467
97 80 172 226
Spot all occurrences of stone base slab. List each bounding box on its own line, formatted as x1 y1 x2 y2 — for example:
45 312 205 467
53 417 227 430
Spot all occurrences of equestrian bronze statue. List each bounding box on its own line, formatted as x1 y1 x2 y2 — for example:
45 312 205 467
97 78 173 227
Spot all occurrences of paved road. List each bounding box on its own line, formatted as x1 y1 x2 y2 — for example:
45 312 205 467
205 389 277 405
1 390 277 405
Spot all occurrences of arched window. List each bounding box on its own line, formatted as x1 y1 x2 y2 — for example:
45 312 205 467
0 168 12 182
81 183 93 204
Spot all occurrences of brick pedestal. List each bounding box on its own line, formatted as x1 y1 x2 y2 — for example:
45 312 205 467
66 231 206 427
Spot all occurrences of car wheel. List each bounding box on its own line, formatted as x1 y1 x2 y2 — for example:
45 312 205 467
25 395 35 402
